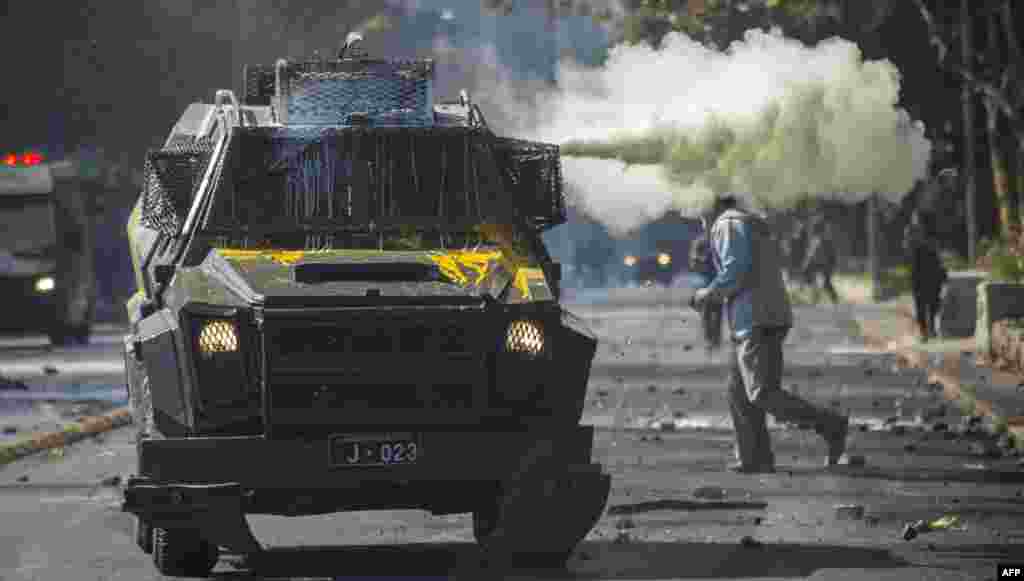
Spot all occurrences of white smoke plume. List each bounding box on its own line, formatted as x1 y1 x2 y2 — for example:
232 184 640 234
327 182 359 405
527 28 931 235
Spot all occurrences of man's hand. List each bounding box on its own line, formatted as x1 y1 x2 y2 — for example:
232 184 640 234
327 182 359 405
691 287 713 310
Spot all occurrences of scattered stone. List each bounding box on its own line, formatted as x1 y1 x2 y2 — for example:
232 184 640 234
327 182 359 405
969 441 1002 458
614 517 635 530
2 426 16 435
100 475 121 487
15 475 28 483
740 536 762 548
693 486 727 500
838 454 866 467
834 504 865 520
42 365 58 375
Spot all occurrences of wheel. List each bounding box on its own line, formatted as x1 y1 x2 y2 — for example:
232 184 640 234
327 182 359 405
70 323 91 345
472 500 500 542
47 330 72 347
152 527 219 577
135 517 153 554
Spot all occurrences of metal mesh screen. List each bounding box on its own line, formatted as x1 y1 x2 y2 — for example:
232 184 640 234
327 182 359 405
139 135 215 236
204 127 565 237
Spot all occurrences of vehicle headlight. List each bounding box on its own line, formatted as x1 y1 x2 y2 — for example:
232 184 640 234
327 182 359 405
505 319 545 357
34 276 55 293
657 252 671 267
623 255 637 267
197 319 238 358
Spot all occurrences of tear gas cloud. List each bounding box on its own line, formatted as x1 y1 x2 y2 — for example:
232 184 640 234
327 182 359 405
528 29 931 236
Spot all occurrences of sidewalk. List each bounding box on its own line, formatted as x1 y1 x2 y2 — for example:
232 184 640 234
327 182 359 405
852 293 1024 453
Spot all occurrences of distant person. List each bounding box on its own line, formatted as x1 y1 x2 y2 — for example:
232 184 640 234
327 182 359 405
784 220 808 283
904 210 948 341
690 194 849 474
801 219 840 304
689 224 723 355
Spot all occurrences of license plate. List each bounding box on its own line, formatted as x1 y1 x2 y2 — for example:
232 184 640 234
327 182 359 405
329 433 420 467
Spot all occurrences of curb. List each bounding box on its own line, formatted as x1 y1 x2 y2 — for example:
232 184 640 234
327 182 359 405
854 307 1024 447
0 408 133 466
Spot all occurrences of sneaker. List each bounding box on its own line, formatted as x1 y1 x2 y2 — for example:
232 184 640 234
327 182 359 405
726 461 775 474
824 414 850 466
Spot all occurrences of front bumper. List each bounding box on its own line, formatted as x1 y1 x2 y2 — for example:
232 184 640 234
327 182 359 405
135 427 598 487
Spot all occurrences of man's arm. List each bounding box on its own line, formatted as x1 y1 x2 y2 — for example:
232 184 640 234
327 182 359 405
703 217 753 301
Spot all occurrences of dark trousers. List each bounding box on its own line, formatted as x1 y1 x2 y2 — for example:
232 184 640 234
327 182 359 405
702 299 724 351
728 326 842 468
912 287 941 338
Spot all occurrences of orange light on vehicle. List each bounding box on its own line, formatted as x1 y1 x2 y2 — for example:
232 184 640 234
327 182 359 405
2 153 16 166
22 152 43 166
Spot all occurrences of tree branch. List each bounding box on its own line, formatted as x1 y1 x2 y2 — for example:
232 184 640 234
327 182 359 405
912 0 1020 123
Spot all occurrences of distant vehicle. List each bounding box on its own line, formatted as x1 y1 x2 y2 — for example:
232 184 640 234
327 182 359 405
0 151 99 345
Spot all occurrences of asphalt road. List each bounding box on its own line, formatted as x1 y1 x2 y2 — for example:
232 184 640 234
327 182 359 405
0 290 1021 581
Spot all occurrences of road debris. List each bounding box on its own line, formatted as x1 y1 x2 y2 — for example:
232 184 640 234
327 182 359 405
607 498 767 514
42 365 59 375
693 486 727 500
100 475 121 487
834 504 865 520
16 475 28 483
740 535 762 548
902 514 962 540
614 517 635 530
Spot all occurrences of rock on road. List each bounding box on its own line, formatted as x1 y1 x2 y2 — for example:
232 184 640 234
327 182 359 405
0 291 1021 581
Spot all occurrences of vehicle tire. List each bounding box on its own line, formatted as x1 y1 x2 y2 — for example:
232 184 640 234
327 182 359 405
135 517 153 554
70 324 91 346
152 527 219 577
47 327 73 347
472 500 500 542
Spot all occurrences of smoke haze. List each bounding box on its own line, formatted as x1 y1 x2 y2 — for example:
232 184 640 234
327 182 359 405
522 29 931 235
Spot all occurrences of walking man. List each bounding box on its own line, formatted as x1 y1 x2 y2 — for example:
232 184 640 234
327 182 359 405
904 210 948 341
802 218 840 304
689 221 723 355
691 194 850 473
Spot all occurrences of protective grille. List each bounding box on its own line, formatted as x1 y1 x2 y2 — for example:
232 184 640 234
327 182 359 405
205 127 566 234
492 137 567 229
288 76 432 126
281 60 435 127
140 135 215 236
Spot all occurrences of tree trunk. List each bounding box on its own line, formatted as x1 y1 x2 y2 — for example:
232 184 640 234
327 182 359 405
962 0 979 263
984 2 1014 236
1000 0 1023 225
